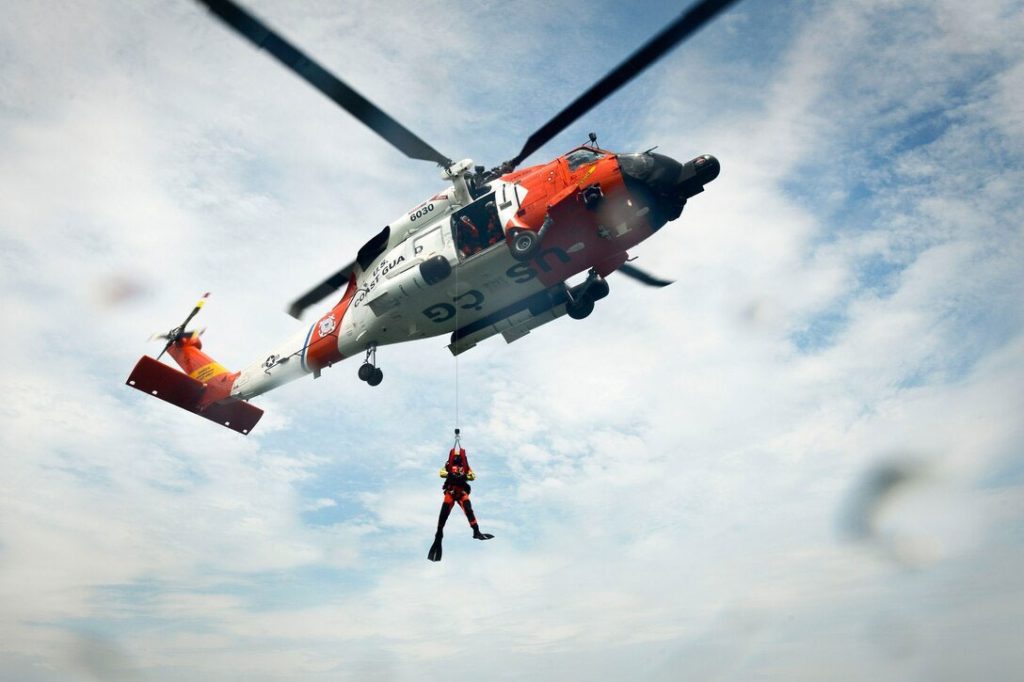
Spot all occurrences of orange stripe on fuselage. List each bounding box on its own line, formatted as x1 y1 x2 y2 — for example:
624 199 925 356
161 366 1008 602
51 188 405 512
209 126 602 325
305 277 359 372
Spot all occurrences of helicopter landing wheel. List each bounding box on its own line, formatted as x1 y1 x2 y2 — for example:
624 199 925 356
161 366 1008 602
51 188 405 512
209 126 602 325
358 344 382 385
566 294 595 320
586 277 610 301
509 228 540 261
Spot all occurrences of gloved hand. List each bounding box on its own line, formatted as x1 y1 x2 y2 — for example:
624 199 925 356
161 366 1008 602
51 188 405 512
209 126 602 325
439 467 448 478
467 471 476 481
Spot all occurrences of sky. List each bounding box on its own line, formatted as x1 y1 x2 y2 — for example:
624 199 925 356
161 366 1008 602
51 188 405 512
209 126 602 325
1 0 1022 680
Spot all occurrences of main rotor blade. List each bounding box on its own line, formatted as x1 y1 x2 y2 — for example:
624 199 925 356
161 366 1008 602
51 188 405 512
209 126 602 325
195 0 452 167
287 264 354 319
618 263 673 288
508 0 740 169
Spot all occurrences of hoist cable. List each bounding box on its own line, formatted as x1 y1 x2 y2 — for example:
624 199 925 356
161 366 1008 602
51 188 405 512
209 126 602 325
454 233 460 433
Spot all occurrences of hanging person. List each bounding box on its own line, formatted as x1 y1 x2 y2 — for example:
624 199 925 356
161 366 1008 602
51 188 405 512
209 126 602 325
428 435 493 562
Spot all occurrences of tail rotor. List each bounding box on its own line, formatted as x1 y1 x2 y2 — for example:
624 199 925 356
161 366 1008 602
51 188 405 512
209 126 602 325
154 292 210 360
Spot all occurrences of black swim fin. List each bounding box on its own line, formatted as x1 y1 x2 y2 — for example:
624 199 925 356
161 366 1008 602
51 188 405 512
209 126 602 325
428 534 443 562
473 529 494 540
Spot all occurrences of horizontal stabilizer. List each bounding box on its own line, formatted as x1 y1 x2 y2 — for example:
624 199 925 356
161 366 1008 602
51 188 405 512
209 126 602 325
126 355 263 435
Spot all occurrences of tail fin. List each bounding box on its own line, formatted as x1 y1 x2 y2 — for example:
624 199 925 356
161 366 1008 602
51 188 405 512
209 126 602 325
126 354 263 435
128 293 263 434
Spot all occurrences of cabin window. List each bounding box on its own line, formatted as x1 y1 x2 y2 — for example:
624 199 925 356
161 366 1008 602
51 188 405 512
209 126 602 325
566 148 605 171
451 193 503 259
357 226 391 270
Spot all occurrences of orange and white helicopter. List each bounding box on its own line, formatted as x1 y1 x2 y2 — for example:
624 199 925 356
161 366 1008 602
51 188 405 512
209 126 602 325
126 0 735 434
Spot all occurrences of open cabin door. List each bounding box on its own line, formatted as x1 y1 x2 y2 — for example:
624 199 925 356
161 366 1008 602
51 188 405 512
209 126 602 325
450 192 506 261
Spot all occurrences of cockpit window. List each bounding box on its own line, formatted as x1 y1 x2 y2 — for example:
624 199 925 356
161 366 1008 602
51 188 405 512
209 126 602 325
357 225 391 270
565 148 605 171
617 153 654 179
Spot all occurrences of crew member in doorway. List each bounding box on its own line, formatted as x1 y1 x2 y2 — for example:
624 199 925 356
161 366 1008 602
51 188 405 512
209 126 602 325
483 201 504 247
457 215 482 256
427 445 493 562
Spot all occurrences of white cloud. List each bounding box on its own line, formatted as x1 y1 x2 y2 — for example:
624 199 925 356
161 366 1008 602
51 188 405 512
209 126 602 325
1 0 1022 680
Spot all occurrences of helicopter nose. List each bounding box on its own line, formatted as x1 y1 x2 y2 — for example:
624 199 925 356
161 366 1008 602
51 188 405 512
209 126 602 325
618 152 720 199
692 154 720 184
678 154 719 197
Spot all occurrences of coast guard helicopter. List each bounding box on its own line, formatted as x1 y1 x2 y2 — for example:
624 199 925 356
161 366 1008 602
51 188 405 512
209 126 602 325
126 0 735 434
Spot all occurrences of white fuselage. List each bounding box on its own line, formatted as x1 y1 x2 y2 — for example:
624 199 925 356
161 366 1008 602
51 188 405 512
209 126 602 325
230 178 557 400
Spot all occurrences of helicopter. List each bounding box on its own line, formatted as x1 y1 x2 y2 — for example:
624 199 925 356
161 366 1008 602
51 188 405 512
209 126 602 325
126 0 736 434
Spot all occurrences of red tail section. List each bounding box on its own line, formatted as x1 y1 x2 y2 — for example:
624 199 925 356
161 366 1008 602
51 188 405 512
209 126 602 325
126 336 262 435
